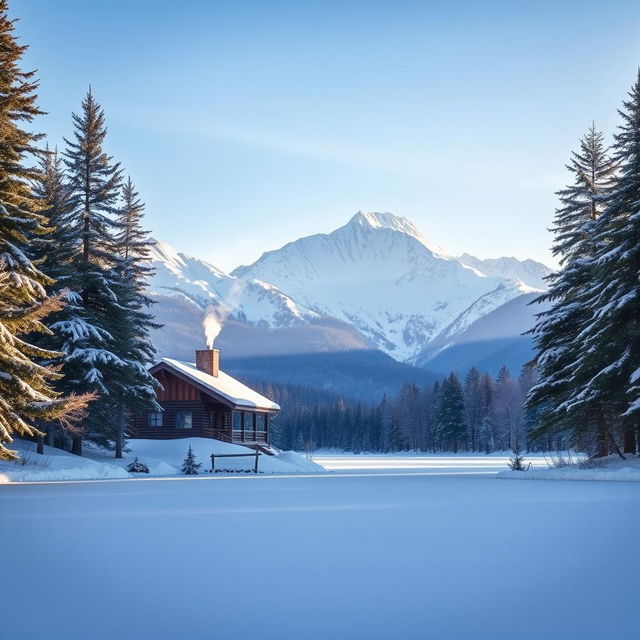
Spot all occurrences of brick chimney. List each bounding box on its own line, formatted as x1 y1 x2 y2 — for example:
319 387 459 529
195 349 219 377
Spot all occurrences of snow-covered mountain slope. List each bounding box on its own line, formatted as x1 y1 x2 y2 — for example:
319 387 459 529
417 292 550 374
148 211 551 375
150 240 319 328
148 242 372 361
457 253 552 290
232 211 541 362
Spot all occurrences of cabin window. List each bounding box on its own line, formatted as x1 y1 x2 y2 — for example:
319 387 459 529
148 412 163 427
256 414 266 431
232 411 242 431
175 412 193 429
244 412 255 438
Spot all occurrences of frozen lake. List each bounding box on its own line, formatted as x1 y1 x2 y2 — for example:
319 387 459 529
2 465 638 639
314 453 551 474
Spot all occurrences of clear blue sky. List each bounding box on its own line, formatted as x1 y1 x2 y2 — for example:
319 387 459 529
13 0 640 270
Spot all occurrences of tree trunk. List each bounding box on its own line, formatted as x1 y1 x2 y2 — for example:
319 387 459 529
115 408 125 459
608 430 626 460
36 435 44 455
71 435 83 456
623 428 636 455
57 432 68 451
595 414 608 457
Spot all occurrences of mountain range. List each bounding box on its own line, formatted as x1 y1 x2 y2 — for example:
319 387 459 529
147 211 551 400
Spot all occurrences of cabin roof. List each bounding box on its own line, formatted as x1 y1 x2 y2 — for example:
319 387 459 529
154 358 280 412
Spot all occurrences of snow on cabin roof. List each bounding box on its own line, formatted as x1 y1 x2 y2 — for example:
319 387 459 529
160 358 280 411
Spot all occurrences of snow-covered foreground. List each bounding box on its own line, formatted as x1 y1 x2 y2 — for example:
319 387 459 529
2 473 638 639
315 452 640 481
499 453 640 482
0 438 324 482
314 453 550 474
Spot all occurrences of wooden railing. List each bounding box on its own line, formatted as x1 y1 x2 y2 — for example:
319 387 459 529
208 451 261 474
231 430 267 443
213 429 267 444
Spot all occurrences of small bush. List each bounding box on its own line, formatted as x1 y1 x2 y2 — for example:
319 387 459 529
127 457 149 473
508 440 528 471
577 456 606 469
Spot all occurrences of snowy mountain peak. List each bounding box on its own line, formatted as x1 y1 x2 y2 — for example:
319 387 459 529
232 211 542 362
149 211 551 366
345 210 449 258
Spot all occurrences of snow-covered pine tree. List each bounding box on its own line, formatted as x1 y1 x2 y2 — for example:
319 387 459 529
464 367 484 451
109 177 160 458
478 372 495 453
0 1 90 459
435 373 465 453
29 148 79 451
31 147 76 284
60 89 126 453
181 445 201 475
563 72 640 455
527 124 616 454
507 438 527 471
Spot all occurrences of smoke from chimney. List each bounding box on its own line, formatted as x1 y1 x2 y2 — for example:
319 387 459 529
203 303 225 349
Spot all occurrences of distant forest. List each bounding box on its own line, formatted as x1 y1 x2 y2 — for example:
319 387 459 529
251 363 550 453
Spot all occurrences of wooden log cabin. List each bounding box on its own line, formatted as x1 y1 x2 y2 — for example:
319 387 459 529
131 349 279 451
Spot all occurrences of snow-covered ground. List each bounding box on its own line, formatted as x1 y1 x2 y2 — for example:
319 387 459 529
1 471 637 639
5 441 637 483
314 452 550 474
0 438 324 483
499 453 640 482
315 452 640 481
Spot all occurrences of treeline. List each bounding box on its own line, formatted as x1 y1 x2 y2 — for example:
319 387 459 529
0 2 158 460
527 72 640 458
255 365 548 453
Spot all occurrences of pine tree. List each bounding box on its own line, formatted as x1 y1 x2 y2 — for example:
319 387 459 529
436 373 465 453
0 1 90 459
527 124 616 453
464 367 484 451
564 72 640 456
29 148 78 450
109 177 160 457
507 438 527 471
60 89 126 453
181 445 201 475
31 147 76 284
479 373 496 453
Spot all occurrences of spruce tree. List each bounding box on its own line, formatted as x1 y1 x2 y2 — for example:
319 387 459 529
31 147 76 284
464 367 484 451
29 148 78 450
507 438 527 471
181 445 201 475
527 124 616 453
436 373 465 453
109 177 160 457
565 72 640 455
0 1 89 459
60 89 126 453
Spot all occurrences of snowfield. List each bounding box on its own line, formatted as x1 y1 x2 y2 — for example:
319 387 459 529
316 452 640 481
1 468 637 639
314 452 550 474
0 438 325 483
498 453 640 482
